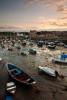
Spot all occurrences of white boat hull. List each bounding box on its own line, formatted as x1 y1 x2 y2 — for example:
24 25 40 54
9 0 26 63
38 66 57 77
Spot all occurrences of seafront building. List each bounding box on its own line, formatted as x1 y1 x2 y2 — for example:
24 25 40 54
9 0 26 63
0 31 67 42
29 30 67 42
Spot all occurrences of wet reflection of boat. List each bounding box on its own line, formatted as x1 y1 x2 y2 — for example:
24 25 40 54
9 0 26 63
38 66 58 78
6 82 16 100
6 64 36 85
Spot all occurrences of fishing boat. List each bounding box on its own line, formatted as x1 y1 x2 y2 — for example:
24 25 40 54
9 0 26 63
38 66 58 78
6 82 16 100
6 64 36 85
52 53 67 64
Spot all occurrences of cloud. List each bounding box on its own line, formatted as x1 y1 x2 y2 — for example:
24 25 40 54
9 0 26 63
57 4 67 13
57 5 64 11
0 15 67 31
27 0 66 6
50 22 67 27
60 16 67 19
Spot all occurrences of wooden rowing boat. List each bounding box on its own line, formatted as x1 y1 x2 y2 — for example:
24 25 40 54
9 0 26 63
6 64 36 85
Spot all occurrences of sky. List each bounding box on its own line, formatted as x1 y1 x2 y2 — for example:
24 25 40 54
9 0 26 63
0 0 67 31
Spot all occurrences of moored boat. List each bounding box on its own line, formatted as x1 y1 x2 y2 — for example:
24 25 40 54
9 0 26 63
47 44 56 49
38 66 58 78
6 64 36 85
52 58 67 64
52 53 67 64
5 82 16 100
8 46 13 51
37 41 44 47
21 51 28 56
29 42 33 46
64 44 67 48
29 49 36 55
22 40 26 46
15 44 21 49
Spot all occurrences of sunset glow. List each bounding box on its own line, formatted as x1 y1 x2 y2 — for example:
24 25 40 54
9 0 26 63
0 0 67 31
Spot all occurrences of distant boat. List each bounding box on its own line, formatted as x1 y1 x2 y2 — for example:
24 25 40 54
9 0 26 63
6 64 36 85
8 46 13 51
47 42 55 45
47 44 56 49
52 58 67 64
21 51 28 56
52 53 67 64
15 44 21 49
64 44 67 48
16 46 21 49
22 40 26 46
37 41 44 47
57 42 64 46
29 42 33 46
38 66 58 78
29 49 36 55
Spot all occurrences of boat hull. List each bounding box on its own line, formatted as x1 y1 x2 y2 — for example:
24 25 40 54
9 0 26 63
38 66 58 78
47 45 56 49
6 64 36 86
52 58 67 64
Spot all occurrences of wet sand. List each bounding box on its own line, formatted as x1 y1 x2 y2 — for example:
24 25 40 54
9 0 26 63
0 44 67 100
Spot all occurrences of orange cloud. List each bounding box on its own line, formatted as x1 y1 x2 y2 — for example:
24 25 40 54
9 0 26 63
0 17 67 31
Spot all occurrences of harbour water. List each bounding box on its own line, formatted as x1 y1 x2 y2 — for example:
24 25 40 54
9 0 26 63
0 42 67 100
